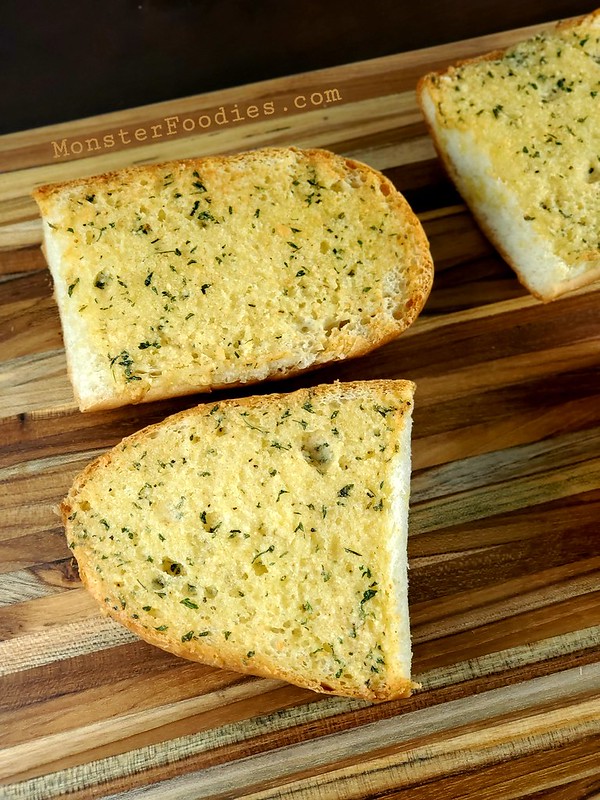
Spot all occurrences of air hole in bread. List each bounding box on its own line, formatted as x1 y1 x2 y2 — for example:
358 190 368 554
301 432 335 473
393 297 415 320
379 182 391 197
587 165 600 184
161 558 185 576
323 318 350 333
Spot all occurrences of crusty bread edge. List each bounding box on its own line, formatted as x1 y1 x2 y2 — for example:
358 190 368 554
33 147 433 412
415 10 600 302
61 379 418 702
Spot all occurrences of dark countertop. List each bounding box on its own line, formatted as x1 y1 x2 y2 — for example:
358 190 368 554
1 0 593 135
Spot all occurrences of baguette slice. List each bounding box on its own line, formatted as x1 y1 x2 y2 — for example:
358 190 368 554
417 10 600 301
33 147 432 412
62 380 417 701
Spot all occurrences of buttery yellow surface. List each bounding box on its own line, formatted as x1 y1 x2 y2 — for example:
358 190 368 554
40 149 424 405
431 18 600 265
66 383 413 698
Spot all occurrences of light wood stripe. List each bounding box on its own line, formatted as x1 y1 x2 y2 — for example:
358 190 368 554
0 220 42 253
75 664 600 800
0 448 107 484
413 393 600 472
0 350 73 419
0 675 284 782
0 567 66 608
416 625 600 690
241 696 600 800
415 339 600 407
0 611 137 677
412 566 600 644
3 629 598 799
412 426 600 504
412 457 600 535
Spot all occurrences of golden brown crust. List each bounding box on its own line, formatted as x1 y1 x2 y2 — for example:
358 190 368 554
62 379 417 701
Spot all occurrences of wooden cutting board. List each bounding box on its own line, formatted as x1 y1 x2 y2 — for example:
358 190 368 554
1 17 600 800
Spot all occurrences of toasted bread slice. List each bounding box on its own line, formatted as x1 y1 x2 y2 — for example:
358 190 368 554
33 147 432 411
418 11 600 301
61 380 417 701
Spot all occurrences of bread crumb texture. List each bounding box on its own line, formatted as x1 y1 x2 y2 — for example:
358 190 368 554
33 147 431 410
63 381 415 700
420 11 600 298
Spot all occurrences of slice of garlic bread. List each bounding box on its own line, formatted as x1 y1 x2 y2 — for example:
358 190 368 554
62 380 417 701
34 147 432 411
418 10 600 301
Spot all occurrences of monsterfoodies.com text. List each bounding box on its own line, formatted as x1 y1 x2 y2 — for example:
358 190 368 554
51 89 343 159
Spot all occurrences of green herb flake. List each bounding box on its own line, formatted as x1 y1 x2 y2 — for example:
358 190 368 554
361 588 377 605
252 544 275 564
